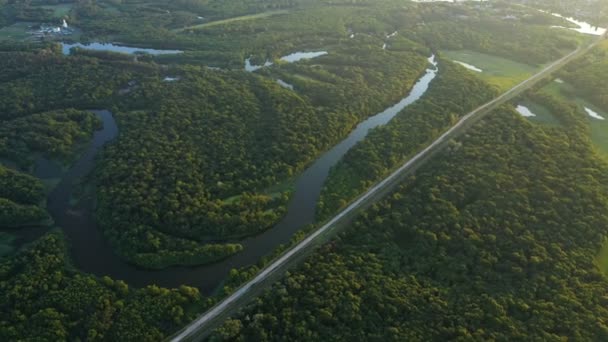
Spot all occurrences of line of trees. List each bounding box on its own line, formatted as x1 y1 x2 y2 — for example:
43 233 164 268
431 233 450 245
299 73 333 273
559 41 608 109
0 165 49 227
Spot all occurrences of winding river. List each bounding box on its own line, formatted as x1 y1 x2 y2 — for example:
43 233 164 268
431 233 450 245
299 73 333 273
38 56 438 294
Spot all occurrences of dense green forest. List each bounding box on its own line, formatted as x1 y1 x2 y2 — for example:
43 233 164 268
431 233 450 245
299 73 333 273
0 108 100 168
559 41 608 109
163 1 579 68
0 0 72 27
0 232 205 341
94 52 428 267
318 58 497 218
0 9 434 269
1 0 607 340
0 165 49 227
87 0 583 268
0 49 143 119
0 47 145 228
210 94 608 340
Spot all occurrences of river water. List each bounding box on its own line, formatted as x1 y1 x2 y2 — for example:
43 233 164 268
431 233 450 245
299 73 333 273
36 56 438 294
61 43 183 55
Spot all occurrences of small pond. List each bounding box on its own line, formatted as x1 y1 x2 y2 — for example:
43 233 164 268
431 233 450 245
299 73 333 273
61 42 183 55
454 60 483 72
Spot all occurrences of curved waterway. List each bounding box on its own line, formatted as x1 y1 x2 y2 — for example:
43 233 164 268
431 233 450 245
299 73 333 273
45 56 438 294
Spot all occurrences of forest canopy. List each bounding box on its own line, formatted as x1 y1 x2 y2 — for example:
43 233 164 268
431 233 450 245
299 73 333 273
1 0 607 340
211 100 608 341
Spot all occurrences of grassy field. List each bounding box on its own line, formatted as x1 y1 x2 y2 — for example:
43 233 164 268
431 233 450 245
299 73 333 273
541 79 575 98
518 99 561 126
0 22 33 41
596 239 608 276
443 50 541 90
580 101 608 155
175 10 289 32
0 232 16 258
38 4 73 18
541 80 608 155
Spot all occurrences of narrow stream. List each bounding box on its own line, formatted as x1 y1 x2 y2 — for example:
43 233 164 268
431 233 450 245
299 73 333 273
39 56 439 294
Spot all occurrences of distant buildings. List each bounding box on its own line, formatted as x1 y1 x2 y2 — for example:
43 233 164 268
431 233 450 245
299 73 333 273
31 19 74 38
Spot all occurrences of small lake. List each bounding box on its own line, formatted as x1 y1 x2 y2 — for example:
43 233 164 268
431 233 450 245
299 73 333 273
245 58 273 72
454 60 482 72
61 43 183 55
543 11 607 36
585 107 605 120
277 79 294 90
245 51 328 71
516 104 537 117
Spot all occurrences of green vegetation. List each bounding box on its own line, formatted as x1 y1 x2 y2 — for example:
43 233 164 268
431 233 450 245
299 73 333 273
415 3 583 66
39 3 73 18
212 97 608 341
523 91 590 131
1 0 606 339
0 165 45 204
0 232 205 341
443 50 541 90
175 10 289 32
560 41 608 109
551 42 608 110
518 98 561 126
89 8 434 267
537 43 608 154
318 59 497 219
0 197 49 228
0 22 32 41
96 49 428 268
0 50 140 120
596 239 608 276
513 0 608 26
0 109 101 169
0 165 49 228
0 232 15 257
0 2 59 27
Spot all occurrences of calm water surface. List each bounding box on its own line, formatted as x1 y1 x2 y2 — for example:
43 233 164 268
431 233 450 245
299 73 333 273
61 43 183 55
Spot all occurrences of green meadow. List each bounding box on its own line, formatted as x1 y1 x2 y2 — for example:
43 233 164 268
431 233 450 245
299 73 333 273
541 80 608 155
175 10 289 32
443 50 541 90
0 22 32 41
